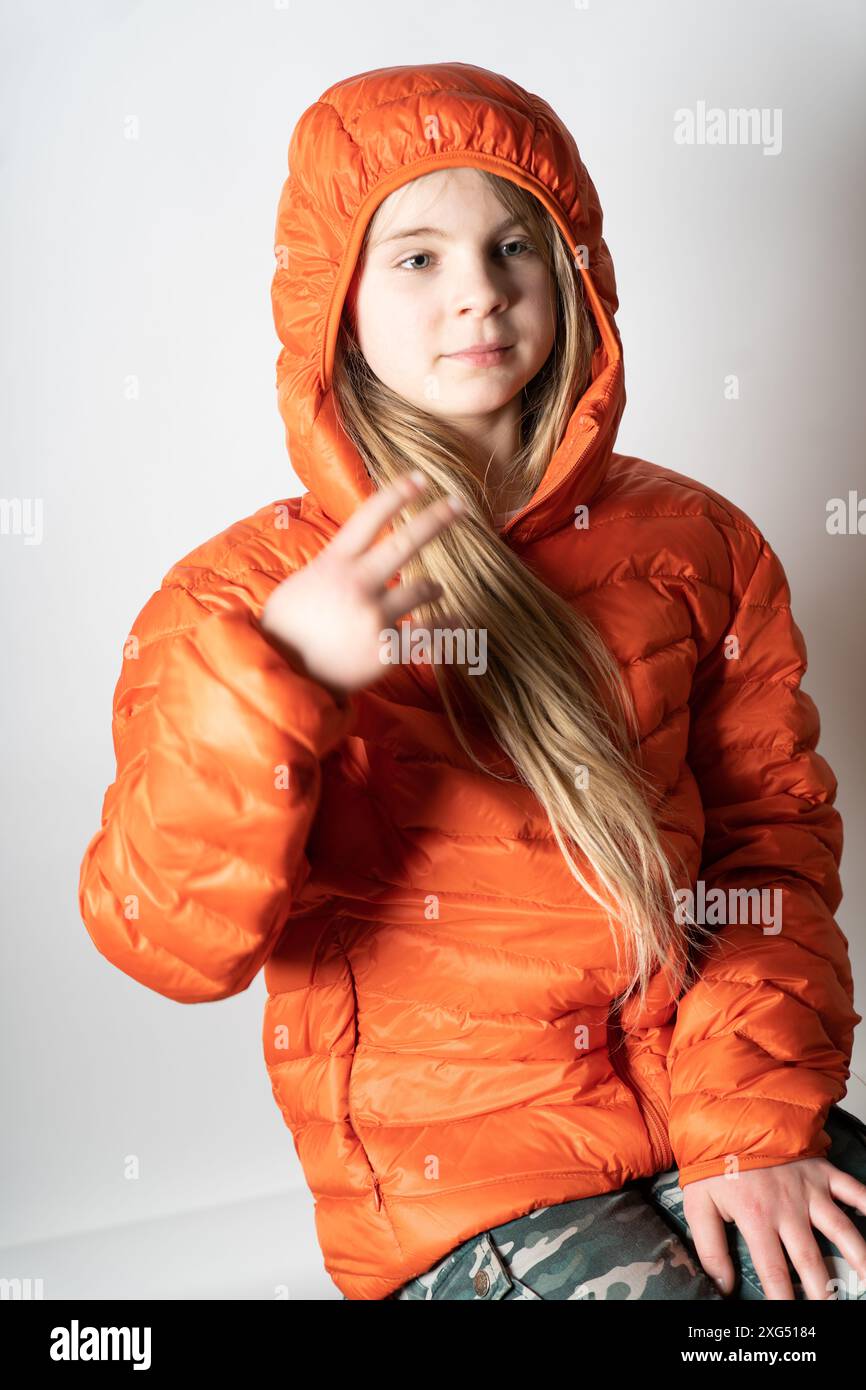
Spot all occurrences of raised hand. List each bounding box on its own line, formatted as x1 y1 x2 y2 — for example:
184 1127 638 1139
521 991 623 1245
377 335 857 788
260 471 464 703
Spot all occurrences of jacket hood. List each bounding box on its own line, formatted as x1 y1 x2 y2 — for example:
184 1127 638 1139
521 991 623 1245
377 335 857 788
271 61 626 542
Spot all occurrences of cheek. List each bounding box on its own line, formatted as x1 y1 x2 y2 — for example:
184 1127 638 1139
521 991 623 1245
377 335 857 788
534 290 558 347
355 279 391 367
357 278 421 359
383 302 439 374
520 270 557 343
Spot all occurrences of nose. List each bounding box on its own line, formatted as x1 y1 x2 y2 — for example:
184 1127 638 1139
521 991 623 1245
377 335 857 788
449 252 510 317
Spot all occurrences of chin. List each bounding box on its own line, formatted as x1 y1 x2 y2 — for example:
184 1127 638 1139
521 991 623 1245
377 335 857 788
453 387 518 412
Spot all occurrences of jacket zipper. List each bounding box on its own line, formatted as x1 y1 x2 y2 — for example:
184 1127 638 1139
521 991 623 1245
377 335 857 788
344 947 384 1213
349 1114 383 1211
499 415 600 534
609 1040 671 1172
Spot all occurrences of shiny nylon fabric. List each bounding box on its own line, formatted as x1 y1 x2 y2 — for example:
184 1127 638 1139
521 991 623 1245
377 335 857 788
78 63 861 1300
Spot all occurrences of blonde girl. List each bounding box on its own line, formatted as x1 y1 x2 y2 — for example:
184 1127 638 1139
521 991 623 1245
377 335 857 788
80 62 866 1302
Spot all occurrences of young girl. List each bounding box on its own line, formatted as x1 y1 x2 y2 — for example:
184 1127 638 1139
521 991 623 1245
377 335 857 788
78 61 866 1302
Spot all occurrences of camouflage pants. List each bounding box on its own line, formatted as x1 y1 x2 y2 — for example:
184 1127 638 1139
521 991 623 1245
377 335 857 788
385 1104 866 1300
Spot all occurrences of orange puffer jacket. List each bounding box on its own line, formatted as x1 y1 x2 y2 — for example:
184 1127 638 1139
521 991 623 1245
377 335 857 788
78 62 861 1300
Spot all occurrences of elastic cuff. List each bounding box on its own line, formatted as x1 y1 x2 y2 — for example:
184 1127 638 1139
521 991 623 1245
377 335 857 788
676 1141 831 1187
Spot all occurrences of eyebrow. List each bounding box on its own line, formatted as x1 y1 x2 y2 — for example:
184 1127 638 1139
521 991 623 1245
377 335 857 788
372 216 528 248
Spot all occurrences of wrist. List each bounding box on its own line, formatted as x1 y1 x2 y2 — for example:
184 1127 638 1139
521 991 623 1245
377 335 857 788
256 613 350 708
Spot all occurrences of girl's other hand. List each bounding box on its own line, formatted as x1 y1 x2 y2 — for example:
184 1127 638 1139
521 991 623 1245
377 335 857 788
684 1157 866 1299
260 472 463 703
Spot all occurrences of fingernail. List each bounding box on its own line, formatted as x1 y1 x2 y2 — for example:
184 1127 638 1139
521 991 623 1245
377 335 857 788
409 470 425 487
447 495 464 512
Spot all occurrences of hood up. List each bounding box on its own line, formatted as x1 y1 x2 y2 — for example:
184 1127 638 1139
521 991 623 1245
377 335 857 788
271 61 626 543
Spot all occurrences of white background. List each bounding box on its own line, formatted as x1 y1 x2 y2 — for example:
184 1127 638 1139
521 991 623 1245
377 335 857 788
2 0 864 1297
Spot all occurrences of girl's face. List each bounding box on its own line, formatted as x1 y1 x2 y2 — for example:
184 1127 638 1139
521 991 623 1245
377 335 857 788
349 168 556 437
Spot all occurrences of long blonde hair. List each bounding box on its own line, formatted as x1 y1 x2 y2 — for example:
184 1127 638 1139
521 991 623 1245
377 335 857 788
332 170 714 1016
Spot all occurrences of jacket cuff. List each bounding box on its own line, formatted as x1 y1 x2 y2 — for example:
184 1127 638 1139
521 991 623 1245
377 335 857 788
676 1135 832 1187
671 1088 836 1188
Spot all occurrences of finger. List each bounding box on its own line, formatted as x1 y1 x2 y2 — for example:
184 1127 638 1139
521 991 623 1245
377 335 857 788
329 472 429 560
777 1216 837 1301
682 1189 735 1296
807 1192 866 1291
736 1219 796 1300
381 578 445 626
360 494 464 590
825 1162 866 1219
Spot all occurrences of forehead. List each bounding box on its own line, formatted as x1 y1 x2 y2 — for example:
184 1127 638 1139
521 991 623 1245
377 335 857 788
366 168 509 244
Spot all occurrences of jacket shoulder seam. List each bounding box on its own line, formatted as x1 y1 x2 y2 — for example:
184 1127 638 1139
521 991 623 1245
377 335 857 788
586 507 760 540
611 463 764 541
161 562 292 597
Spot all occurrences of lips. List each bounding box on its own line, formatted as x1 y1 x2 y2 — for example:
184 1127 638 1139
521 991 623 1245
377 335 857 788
446 344 514 365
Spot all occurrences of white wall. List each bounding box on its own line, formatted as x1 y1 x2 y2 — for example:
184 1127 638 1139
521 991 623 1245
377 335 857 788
2 0 864 1270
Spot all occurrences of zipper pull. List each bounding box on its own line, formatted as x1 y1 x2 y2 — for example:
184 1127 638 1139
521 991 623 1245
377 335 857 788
371 1176 382 1211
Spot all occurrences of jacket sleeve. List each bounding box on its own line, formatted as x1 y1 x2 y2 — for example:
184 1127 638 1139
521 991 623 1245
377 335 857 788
667 525 862 1186
78 579 357 1004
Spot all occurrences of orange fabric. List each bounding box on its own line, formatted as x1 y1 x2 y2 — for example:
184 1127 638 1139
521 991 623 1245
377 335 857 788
78 62 861 1300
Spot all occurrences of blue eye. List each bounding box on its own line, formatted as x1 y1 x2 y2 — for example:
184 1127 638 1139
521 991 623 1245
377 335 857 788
396 240 534 272
500 239 533 257
398 252 432 271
